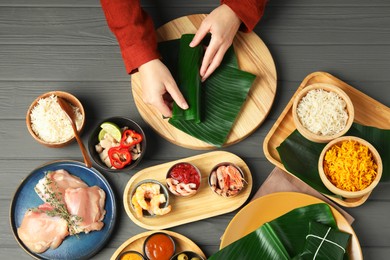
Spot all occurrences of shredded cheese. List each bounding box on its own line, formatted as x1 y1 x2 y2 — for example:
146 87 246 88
297 89 348 136
30 95 83 143
323 140 377 192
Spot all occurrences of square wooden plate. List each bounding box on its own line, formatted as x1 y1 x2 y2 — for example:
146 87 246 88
263 71 390 207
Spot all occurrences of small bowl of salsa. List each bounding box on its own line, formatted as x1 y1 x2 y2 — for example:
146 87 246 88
166 162 201 197
143 232 176 260
116 250 146 260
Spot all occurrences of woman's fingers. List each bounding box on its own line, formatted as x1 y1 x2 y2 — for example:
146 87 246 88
165 80 189 110
190 22 210 48
201 46 226 81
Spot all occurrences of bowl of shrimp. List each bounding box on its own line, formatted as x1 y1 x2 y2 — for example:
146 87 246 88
130 179 172 218
208 162 246 198
165 162 201 197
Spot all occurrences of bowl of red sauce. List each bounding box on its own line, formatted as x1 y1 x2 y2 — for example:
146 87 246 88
143 232 176 260
166 162 201 197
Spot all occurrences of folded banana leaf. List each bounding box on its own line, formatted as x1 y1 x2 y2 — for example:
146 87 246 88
158 34 256 147
171 34 203 123
208 203 340 260
277 123 390 197
295 221 351 260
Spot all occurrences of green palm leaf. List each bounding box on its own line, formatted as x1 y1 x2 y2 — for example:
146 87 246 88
277 123 390 198
171 34 202 122
158 34 256 147
295 221 351 260
209 203 340 260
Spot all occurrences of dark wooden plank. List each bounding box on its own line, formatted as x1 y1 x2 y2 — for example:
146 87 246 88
1 1 390 45
1 0 390 259
1 5 390 45
0 80 388 121
2 45 390 83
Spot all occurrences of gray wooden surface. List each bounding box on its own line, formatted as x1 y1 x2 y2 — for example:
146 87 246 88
1 0 389 259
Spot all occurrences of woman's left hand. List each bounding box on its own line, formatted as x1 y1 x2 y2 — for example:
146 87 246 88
190 4 241 81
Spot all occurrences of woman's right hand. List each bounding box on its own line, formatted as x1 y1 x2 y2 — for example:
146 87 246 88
138 59 188 117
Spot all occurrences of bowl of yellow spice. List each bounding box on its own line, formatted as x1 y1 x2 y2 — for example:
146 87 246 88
318 136 382 198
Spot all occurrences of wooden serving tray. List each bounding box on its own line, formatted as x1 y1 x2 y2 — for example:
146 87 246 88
123 151 252 230
131 14 277 149
263 72 390 207
110 230 206 260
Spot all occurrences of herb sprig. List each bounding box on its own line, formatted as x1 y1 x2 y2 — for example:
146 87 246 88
34 171 83 236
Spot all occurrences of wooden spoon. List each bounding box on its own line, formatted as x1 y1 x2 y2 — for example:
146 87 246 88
57 97 92 168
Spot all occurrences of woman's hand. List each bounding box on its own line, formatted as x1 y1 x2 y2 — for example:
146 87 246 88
138 59 188 117
190 4 242 81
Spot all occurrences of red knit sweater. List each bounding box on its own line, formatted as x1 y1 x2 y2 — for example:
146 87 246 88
100 0 267 74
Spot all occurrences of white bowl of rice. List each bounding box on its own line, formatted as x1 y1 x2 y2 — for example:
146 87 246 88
26 91 85 147
292 83 354 143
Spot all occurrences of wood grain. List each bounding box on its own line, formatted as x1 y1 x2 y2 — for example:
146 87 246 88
131 14 277 149
263 71 390 207
123 151 252 230
2 1 390 259
110 230 206 260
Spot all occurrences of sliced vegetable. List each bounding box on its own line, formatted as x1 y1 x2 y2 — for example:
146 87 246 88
108 146 131 169
100 122 122 142
120 129 143 148
98 129 107 142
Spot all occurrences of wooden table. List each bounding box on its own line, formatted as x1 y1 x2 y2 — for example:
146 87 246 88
1 0 389 259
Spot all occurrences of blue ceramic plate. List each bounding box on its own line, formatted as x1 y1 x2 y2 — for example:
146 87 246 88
10 160 117 260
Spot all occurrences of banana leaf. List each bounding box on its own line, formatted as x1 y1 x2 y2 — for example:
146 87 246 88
171 34 203 123
295 221 351 260
169 64 255 146
277 123 390 197
208 203 340 260
158 34 256 147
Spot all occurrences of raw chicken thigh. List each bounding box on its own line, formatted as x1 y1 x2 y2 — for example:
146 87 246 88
35 169 88 202
65 186 106 234
17 169 107 254
17 203 69 253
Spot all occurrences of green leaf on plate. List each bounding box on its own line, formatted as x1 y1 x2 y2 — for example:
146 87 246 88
169 64 255 147
171 34 203 123
277 123 390 198
209 203 341 260
295 221 351 260
159 34 256 147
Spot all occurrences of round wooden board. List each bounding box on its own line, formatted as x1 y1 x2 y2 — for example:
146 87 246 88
110 230 206 260
131 14 277 149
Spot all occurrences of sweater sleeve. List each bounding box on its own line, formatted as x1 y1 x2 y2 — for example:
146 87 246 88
100 0 160 74
221 0 268 32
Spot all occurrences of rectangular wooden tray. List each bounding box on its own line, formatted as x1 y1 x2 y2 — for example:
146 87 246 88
110 231 206 260
123 151 252 230
263 72 390 207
